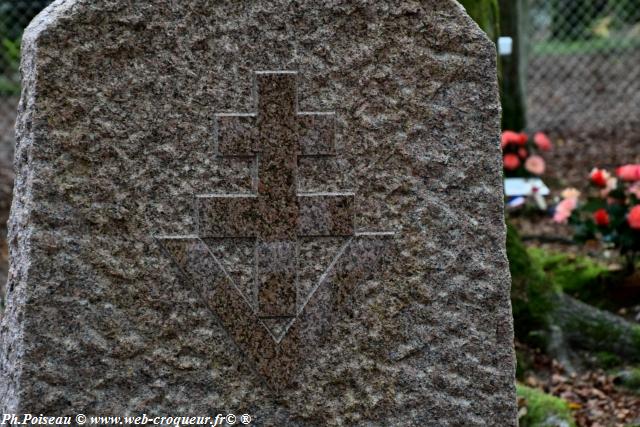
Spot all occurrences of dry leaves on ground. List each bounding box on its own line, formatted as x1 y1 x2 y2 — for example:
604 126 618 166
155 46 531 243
524 356 640 426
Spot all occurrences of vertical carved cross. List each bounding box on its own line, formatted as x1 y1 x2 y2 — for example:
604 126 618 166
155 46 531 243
198 71 355 323
157 70 396 390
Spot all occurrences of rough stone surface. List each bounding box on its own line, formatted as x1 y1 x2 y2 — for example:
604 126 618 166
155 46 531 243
0 0 516 424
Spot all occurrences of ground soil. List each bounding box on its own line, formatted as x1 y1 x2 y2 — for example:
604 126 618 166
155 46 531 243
518 341 640 427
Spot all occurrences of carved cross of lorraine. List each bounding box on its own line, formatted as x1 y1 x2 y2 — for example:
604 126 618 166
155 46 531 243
199 71 354 323
157 71 394 392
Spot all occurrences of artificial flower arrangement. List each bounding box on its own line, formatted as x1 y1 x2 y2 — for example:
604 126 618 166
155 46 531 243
502 131 552 177
502 131 553 211
554 165 640 271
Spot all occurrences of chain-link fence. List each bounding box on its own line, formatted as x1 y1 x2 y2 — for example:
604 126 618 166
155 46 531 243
527 0 640 133
0 0 51 169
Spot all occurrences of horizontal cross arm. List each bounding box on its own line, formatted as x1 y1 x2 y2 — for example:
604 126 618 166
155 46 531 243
214 112 337 157
196 193 355 238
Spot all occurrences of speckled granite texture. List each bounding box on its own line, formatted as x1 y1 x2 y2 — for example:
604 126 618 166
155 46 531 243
0 0 516 424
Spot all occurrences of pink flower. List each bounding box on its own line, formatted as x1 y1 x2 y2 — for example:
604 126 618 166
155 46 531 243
503 154 520 171
501 131 528 148
533 132 552 151
616 164 640 181
629 182 640 199
628 205 640 229
553 197 578 223
525 155 546 175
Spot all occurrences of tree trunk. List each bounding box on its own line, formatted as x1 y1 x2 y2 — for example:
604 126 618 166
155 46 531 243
499 0 527 131
507 223 640 364
549 292 640 362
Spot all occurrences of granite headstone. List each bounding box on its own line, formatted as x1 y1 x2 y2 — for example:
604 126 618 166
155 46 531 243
0 0 516 424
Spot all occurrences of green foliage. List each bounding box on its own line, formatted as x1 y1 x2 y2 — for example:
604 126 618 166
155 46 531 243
517 385 576 427
0 37 20 96
550 0 602 41
619 0 640 23
617 367 640 392
528 248 610 303
632 327 640 350
516 348 534 380
549 0 640 42
595 351 622 368
0 1 52 40
458 0 500 43
0 1 52 95
507 223 555 347
508 222 640 362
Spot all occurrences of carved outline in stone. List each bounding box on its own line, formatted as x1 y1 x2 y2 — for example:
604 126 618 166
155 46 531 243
155 71 395 391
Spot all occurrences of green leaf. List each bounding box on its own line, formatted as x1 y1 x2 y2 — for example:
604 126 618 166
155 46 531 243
1 38 20 60
581 198 607 213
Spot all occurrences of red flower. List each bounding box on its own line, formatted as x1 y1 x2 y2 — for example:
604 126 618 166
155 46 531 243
503 154 520 171
518 148 528 159
590 168 609 187
629 206 640 229
593 209 610 227
617 164 640 182
518 132 528 144
501 131 528 149
533 132 552 151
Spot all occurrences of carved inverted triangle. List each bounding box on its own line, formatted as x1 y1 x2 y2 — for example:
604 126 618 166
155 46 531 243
159 236 350 342
193 236 351 341
156 234 393 392
297 236 349 313
201 238 256 310
259 317 295 343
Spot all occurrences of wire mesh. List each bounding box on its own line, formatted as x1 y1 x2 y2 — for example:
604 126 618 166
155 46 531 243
527 0 640 133
0 0 51 168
